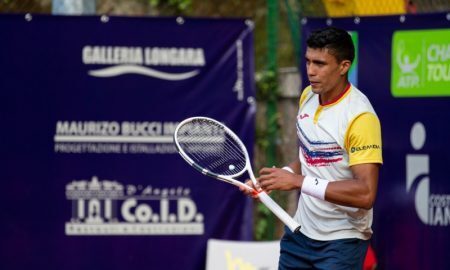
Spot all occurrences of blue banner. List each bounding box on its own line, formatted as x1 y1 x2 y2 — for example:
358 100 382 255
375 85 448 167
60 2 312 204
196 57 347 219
0 14 255 270
301 13 450 269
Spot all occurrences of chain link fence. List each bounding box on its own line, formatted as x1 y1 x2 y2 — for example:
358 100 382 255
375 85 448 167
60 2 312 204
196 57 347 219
297 0 450 17
0 0 153 15
1 0 448 16
0 0 51 13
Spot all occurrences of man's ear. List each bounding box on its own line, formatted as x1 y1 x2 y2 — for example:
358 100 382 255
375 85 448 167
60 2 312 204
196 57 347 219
339 60 352 76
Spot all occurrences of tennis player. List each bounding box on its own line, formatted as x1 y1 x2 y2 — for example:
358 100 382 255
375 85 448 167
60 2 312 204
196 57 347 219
243 27 382 269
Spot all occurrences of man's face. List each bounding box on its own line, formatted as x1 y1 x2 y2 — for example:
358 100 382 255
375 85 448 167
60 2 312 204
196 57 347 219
305 47 349 96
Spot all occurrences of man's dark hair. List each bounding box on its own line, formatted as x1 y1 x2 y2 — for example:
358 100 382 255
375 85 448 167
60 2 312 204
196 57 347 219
306 27 355 63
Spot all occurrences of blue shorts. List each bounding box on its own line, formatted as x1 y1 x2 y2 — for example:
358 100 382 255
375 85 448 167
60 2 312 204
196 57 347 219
279 226 369 270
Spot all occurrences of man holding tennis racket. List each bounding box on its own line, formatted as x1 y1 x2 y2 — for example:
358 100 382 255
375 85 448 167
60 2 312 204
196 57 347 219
243 27 382 269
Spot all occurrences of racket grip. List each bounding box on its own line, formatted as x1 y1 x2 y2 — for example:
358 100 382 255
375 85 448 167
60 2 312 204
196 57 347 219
258 191 301 234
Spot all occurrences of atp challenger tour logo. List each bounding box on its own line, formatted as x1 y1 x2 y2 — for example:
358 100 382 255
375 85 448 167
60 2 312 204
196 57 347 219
82 45 205 80
406 122 450 226
65 176 204 235
391 29 450 97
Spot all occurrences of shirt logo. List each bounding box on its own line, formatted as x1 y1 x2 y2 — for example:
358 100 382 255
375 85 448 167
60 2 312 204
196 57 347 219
351 144 381 153
299 113 310 120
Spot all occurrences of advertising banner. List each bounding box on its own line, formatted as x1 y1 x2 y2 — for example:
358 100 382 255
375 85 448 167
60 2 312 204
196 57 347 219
206 239 280 270
301 13 450 269
0 14 255 270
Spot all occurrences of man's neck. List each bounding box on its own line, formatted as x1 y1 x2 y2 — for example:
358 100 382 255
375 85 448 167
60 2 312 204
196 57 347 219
319 80 350 105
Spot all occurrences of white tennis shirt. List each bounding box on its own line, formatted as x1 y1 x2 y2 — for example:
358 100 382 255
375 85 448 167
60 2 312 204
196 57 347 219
294 84 383 241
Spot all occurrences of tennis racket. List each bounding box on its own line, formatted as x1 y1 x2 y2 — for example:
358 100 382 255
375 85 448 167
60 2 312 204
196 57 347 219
173 116 301 233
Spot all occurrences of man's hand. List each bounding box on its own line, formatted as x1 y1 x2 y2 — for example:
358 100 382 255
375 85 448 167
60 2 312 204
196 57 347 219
258 167 303 193
239 179 260 199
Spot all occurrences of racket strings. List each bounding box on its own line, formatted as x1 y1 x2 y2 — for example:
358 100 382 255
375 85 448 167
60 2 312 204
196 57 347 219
209 136 245 171
176 120 246 175
181 125 244 168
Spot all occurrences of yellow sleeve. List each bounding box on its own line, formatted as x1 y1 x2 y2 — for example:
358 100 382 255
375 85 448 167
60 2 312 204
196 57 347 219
345 112 383 166
299 86 312 109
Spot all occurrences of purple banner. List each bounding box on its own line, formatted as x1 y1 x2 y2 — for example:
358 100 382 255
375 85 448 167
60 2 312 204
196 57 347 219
0 14 255 270
301 13 450 269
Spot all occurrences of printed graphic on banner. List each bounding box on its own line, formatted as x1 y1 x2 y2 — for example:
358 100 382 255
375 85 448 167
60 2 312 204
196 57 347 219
233 39 244 101
54 120 178 154
83 46 205 80
65 176 204 235
406 122 450 226
391 29 450 97
206 239 279 270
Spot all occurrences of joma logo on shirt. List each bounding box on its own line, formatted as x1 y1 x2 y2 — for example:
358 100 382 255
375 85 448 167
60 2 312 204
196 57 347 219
351 144 380 153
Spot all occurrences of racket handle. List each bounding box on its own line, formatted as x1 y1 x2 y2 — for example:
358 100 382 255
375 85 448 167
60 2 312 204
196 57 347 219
258 191 301 234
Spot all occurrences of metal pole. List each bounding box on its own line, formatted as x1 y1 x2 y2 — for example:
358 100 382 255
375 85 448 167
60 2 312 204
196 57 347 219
265 0 279 240
284 0 301 66
266 0 278 168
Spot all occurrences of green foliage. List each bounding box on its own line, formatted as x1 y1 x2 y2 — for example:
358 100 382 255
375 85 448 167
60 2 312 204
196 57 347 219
255 70 278 102
254 203 271 240
254 69 281 240
254 69 279 156
148 0 191 11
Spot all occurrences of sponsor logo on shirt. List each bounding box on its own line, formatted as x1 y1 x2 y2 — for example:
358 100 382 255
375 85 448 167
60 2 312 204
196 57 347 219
299 113 310 120
351 144 381 153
